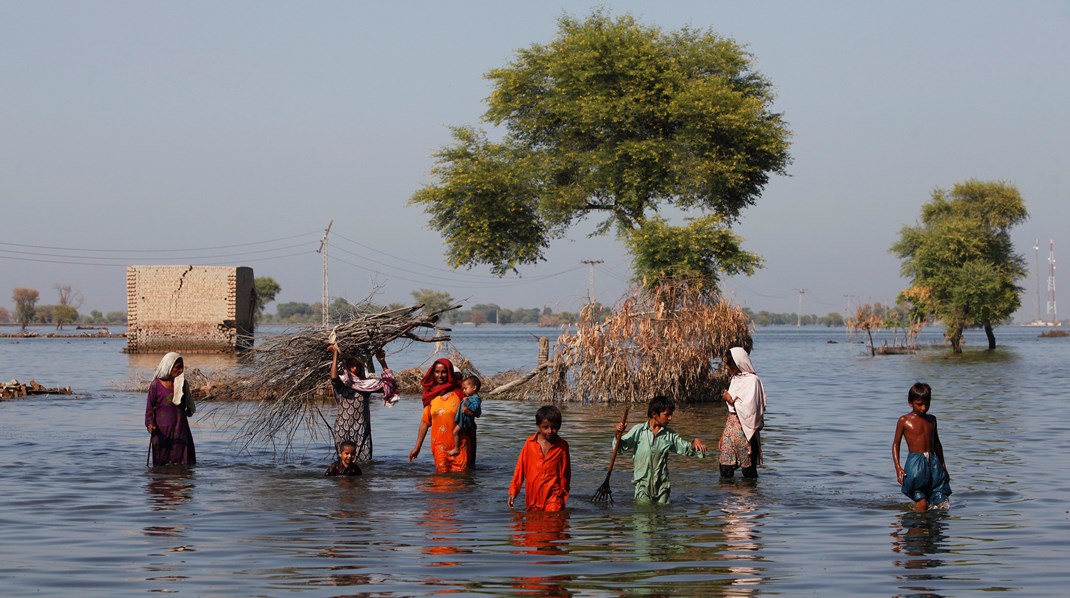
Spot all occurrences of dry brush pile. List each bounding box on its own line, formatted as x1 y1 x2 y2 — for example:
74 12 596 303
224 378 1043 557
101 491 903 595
491 282 752 403
204 304 457 454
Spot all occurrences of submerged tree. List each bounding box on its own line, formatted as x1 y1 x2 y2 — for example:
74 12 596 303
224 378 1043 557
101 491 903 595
410 10 791 289
891 180 1028 352
12 288 39 330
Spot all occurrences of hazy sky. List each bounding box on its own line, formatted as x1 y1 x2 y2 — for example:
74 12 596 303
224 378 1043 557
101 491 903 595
3 1 1068 321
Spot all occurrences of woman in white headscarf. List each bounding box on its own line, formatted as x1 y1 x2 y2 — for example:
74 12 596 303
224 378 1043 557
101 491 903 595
145 352 196 466
719 347 766 478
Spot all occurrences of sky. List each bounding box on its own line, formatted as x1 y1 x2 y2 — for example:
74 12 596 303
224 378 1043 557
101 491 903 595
2 1 1068 322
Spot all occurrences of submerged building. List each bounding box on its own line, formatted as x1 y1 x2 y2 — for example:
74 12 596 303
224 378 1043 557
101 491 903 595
125 265 255 353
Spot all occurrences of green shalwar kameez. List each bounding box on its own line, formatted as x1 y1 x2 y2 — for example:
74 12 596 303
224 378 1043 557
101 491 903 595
617 422 700 504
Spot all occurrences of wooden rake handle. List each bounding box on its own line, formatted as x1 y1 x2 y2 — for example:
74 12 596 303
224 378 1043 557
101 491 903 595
605 405 630 473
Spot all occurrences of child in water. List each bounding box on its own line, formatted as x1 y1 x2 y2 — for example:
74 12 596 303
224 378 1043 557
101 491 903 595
448 375 482 457
326 440 363 476
509 405 571 511
615 395 707 504
892 382 951 512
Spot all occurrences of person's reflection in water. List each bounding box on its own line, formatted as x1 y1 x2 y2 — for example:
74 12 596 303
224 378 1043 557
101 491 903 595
719 484 765 596
320 472 370 558
891 511 949 581
419 474 473 568
510 510 570 555
509 511 573 595
629 506 675 561
144 471 195 538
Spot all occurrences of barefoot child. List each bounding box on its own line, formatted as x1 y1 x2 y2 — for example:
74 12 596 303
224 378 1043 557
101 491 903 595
509 405 571 511
892 382 951 512
615 395 707 504
448 376 482 457
326 441 363 476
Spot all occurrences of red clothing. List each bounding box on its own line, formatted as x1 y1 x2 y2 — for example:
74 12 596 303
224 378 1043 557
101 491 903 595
509 433 571 511
421 358 462 407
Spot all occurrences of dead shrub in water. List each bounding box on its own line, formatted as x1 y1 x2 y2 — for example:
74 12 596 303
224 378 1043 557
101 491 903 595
503 282 752 403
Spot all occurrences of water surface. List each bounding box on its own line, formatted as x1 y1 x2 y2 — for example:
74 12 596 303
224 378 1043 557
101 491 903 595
2 325 1067 595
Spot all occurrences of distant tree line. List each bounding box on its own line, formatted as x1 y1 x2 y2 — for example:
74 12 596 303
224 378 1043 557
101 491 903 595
744 308 846 327
4 285 127 329
261 290 610 327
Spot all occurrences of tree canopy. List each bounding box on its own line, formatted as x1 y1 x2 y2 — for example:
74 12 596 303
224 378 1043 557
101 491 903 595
12 287 39 330
253 276 281 326
410 11 791 291
411 288 456 316
891 179 1028 352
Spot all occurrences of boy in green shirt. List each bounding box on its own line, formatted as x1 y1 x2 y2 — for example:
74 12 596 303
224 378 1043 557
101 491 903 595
615 395 707 504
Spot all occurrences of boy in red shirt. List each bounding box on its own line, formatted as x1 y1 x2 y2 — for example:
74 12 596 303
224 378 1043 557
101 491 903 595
509 405 571 511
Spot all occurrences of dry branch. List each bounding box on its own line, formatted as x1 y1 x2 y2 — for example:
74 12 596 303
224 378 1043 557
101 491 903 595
205 303 458 455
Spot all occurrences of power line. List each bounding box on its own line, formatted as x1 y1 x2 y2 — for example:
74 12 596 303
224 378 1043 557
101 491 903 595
0 230 323 253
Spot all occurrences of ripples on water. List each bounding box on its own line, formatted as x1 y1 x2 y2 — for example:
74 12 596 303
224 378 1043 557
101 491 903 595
2 326 1068 596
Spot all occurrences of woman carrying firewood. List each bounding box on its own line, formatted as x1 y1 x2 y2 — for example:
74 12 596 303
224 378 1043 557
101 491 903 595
328 344 398 462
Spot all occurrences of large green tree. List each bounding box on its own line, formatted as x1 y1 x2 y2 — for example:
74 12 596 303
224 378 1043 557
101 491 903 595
410 11 791 290
891 180 1028 352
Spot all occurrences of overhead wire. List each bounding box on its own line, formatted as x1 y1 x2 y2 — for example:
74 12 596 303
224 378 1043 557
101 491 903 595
0 230 323 253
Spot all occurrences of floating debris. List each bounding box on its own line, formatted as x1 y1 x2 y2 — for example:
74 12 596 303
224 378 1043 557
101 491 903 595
1 379 73 399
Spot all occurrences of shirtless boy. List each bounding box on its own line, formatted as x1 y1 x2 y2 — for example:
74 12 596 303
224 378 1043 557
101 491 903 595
892 382 951 512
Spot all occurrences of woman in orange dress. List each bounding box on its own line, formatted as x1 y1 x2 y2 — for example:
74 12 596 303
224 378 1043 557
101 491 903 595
408 358 475 472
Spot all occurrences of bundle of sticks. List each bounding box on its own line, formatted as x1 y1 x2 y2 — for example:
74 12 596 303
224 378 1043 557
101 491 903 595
214 303 458 455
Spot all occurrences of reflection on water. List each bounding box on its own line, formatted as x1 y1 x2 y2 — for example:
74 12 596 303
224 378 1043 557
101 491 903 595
510 510 570 556
419 474 473 567
719 482 764 596
510 512 572 595
2 326 1068 595
142 470 196 591
891 511 950 596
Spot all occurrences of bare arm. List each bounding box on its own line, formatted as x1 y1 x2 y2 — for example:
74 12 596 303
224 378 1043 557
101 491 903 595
933 418 950 480
722 389 735 405
892 417 906 483
375 348 388 370
329 344 340 381
409 419 430 462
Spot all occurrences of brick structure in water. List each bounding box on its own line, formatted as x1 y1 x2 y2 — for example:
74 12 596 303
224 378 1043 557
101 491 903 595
125 265 255 353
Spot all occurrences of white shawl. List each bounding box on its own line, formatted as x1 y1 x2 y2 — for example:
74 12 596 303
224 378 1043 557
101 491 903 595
727 347 765 441
153 351 195 415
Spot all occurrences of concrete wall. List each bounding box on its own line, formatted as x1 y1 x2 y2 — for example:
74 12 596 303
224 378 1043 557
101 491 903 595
125 265 255 353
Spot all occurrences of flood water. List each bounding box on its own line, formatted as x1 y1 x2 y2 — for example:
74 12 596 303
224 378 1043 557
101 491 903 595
2 325 1068 596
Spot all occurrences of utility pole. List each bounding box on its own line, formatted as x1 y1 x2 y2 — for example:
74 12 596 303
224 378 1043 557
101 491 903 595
317 220 334 329
1034 238 1042 323
1047 240 1057 322
581 259 604 304
795 288 808 329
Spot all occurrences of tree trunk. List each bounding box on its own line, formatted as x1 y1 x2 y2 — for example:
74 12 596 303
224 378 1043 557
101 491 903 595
984 322 996 350
946 322 964 354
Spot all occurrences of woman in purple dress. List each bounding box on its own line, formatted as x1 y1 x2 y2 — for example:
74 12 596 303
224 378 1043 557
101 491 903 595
145 352 196 466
